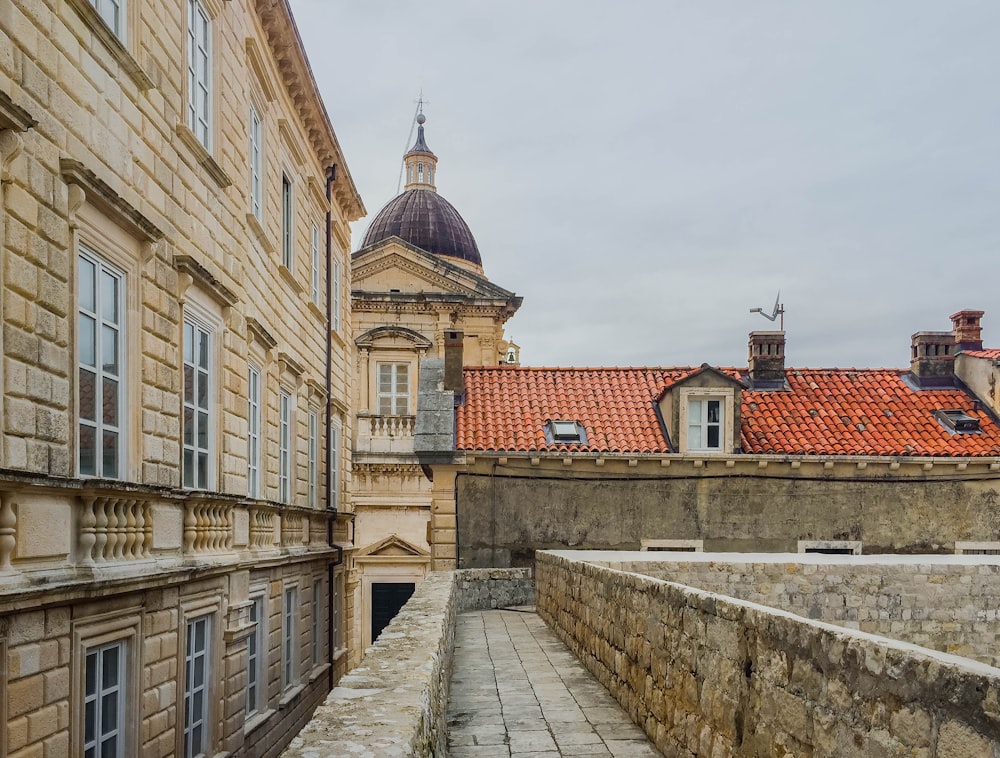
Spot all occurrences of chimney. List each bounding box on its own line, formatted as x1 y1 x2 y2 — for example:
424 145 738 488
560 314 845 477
443 330 465 394
910 331 955 387
748 331 786 388
951 310 984 352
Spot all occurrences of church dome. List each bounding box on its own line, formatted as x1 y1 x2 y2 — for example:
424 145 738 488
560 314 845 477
360 114 483 269
361 189 482 267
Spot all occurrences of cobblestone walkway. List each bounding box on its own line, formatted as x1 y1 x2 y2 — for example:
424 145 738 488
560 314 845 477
447 609 661 757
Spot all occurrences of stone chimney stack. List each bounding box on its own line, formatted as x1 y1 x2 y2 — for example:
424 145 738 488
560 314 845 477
748 331 786 387
910 331 955 387
951 310 984 352
443 330 465 394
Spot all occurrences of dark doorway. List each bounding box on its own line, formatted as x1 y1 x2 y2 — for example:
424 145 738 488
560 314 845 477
371 582 415 642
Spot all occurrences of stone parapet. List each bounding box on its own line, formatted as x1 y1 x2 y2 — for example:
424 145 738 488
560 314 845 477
283 568 533 757
455 566 534 612
283 570 457 757
536 551 1000 757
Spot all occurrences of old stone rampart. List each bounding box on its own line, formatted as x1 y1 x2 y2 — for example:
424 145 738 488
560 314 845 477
282 568 532 757
455 566 534 612
629 554 1000 667
536 551 1000 757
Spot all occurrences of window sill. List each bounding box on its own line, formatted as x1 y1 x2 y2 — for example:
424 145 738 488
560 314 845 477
278 264 303 295
278 683 305 709
308 663 330 683
65 0 154 90
333 646 348 662
244 708 275 736
175 124 232 189
246 213 274 254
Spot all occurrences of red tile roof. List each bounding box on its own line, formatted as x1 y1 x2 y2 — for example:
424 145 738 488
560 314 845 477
457 366 1000 457
963 349 1000 360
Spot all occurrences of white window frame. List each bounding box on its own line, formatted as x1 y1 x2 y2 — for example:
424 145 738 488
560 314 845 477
78 248 126 479
330 416 342 510
640 539 704 552
377 362 410 416
72 609 142 758
249 106 263 220
678 387 736 454
279 391 292 503
247 365 261 498
310 223 321 304
332 570 344 656
281 173 293 270
688 398 723 452
183 615 212 758
186 0 212 149
283 585 297 689
798 540 862 555
90 0 125 39
311 576 324 668
83 640 126 758
307 411 318 508
955 541 1000 555
332 258 341 333
245 591 266 718
183 317 213 489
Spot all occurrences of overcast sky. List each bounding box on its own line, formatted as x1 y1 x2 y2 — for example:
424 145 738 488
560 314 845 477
288 1 999 370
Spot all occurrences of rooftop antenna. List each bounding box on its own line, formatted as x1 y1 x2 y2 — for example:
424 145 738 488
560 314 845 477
750 290 784 331
397 93 428 194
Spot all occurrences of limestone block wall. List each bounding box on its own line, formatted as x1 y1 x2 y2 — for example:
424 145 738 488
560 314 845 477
3 559 332 758
623 554 1000 667
536 551 1000 758
455 566 535 612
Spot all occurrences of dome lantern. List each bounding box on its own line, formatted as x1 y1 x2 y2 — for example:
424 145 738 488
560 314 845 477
403 113 437 192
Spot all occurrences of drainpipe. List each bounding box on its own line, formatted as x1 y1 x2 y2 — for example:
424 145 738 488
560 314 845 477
325 163 339 690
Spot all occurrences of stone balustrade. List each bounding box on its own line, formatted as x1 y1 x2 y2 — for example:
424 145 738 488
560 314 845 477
79 495 153 563
536 550 1000 757
356 413 416 454
0 474 333 599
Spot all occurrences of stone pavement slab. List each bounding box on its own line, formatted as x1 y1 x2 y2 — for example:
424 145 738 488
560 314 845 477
447 609 661 757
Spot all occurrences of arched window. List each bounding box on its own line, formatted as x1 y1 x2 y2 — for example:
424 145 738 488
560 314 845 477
417 163 424 182
407 165 413 183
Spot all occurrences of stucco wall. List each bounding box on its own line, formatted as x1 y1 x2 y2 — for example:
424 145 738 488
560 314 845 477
456 469 1000 566
626 554 1000 667
535 551 1000 757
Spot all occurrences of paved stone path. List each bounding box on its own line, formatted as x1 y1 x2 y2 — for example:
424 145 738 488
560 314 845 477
447 609 662 757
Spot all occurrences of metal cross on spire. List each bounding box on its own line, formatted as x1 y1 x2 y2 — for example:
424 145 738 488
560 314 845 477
397 91 430 194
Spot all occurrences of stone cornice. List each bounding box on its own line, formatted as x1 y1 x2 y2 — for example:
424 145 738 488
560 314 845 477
254 0 365 220
61 159 165 243
173 254 238 307
0 90 37 132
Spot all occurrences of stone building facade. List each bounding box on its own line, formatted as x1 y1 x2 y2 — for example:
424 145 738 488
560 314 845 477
348 116 520 655
1 1 362 756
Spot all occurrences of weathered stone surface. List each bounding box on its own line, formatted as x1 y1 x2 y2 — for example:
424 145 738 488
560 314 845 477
535 551 1000 757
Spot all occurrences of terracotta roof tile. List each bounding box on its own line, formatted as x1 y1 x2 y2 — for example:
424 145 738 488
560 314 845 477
963 349 1000 360
457 366 1000 457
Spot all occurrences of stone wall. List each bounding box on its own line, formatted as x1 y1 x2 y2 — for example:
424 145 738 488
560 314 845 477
455 566 535 612
536 551 1000 757
618 553 1000 667
283 568 532 757
455 467 1000 567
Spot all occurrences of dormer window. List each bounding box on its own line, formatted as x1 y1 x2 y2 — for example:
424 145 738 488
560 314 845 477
934 409 981 434
546 420 586 445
